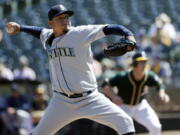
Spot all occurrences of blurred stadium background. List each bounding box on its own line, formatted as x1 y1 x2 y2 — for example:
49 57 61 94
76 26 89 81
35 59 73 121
0 0 180 135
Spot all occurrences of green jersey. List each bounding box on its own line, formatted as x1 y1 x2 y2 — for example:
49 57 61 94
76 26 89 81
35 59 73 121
109 70 164 105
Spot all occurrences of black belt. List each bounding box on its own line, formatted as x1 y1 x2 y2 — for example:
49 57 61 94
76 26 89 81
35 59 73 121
54 90 92 98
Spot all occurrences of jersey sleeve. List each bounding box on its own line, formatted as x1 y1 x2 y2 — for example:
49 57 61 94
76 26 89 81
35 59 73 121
147 71 165 91
40 28 53 49
109 75 120 87
20 25 43 39
109 72 125 87
75 24 108 44
103 24 133 36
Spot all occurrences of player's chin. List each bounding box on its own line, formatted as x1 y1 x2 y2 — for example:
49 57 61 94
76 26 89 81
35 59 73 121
63 25 70 31
65 24 71 29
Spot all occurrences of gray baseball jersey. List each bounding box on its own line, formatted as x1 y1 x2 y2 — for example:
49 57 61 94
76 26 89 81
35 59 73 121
31 24 135 135
40 25 106 95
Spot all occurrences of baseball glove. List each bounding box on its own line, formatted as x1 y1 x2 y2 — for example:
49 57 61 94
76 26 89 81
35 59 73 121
104 39 136 56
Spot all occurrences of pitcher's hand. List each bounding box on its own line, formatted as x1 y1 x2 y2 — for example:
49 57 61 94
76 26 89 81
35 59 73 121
158 90 170 104
6 22 20 35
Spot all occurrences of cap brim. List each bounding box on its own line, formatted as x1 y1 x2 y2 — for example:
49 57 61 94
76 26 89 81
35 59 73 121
135 57 148 61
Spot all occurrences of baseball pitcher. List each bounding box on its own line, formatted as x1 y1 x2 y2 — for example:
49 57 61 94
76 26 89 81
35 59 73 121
6 4 137 135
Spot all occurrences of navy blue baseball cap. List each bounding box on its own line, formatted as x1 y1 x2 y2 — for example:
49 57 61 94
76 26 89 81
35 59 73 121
48 4 74 20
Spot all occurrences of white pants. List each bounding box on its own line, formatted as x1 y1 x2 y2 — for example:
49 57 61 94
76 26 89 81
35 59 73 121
120 99 161 135
32 90 135 135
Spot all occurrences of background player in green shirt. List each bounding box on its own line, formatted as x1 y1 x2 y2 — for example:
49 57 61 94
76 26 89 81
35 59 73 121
102 51 170 135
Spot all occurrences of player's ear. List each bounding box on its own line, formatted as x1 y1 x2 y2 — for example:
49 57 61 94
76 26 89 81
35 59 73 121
48 20 53 27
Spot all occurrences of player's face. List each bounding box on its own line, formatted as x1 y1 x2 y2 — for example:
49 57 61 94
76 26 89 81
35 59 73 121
49 14 71 33
136 61 147 71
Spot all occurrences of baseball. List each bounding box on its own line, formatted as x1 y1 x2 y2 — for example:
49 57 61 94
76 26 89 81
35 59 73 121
6 26 15 34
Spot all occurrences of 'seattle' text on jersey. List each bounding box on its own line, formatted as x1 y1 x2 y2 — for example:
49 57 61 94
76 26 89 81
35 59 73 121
48 47 76 59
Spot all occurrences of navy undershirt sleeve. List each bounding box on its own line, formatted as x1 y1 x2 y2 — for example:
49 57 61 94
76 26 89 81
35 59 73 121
20 25 44 39
103 24 133 37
